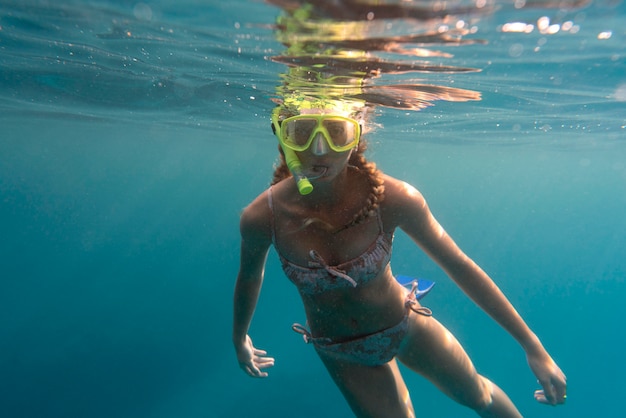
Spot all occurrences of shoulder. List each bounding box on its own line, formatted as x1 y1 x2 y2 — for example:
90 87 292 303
382 175 427 211
380 175 430 229
240 189 273 245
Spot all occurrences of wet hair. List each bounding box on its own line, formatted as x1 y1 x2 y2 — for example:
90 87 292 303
271 137 385 233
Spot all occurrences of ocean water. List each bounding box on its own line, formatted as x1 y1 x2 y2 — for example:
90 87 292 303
1 1 625 417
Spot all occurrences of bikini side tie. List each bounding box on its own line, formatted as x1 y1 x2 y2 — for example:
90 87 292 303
405 280 433 316
292 323 332 345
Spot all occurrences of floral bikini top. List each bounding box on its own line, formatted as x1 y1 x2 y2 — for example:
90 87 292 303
267 187 393 295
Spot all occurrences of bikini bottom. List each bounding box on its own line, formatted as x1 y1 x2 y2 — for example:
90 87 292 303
292 287 432 367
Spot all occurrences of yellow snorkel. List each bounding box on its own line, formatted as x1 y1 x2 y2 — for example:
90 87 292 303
284 143 314 195
271 107 314 195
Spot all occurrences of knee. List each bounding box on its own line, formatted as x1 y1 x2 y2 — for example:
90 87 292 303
459 376 494 412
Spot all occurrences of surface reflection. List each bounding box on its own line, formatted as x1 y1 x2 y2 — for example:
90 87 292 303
268 0 490 112
267 0 594 112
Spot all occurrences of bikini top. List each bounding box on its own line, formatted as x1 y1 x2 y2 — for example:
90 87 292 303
268 187 393 295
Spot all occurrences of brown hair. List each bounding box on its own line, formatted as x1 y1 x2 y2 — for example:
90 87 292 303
270 138 385 233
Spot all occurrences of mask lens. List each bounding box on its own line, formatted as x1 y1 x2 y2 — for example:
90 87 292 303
323 119 355 147
285 118 317 147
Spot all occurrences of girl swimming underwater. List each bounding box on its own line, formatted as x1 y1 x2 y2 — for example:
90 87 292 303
233 101 566 417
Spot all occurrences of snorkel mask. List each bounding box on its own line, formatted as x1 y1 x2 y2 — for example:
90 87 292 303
271 96 365 195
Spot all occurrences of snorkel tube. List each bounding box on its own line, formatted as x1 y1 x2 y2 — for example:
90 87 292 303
272 108 313 195
283 145 314 195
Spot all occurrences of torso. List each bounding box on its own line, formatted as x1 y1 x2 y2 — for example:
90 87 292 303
265 173 408 340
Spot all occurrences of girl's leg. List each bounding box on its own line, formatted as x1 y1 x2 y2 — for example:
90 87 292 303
316 353 414 418
397 313 522 418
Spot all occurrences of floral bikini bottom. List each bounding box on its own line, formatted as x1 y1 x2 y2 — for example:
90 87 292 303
292 280 433 367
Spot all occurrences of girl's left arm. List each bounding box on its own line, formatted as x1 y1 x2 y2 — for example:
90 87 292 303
389 179 567 405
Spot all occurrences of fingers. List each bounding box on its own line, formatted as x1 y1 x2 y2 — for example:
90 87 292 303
236 336 276 378
243 361 274 378
534 390 553 405
534 374 567 406
240 352 275 378
244 364 269 378
254 355 276 374
540 376 557 404
241 362 269 378
256 354 275 366
552 375 567 404
534 389 567 405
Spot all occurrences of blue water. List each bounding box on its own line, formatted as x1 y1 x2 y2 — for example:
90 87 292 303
1 1 625 417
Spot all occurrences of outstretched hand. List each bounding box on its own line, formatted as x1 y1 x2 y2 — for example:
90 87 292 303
235 335 275 378
527 349 567 406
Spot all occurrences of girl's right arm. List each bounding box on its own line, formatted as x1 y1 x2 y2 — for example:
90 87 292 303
232 196 275 377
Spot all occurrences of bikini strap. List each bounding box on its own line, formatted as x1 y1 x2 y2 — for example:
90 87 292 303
267 186 277 246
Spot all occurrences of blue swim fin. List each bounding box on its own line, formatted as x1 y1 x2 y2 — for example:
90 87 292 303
395 275 435 300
